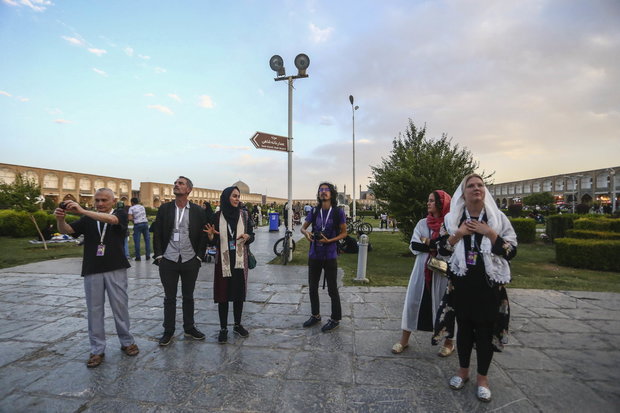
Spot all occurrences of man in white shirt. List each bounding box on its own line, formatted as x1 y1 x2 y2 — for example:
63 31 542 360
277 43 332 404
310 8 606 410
128 198 151 261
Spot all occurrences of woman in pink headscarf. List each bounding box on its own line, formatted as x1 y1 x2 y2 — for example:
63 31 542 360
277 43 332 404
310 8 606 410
392 190 454 356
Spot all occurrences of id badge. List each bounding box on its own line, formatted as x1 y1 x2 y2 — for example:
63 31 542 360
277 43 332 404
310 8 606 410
466 250 477 265
96 244 106 256
229 240 236 251
172 231 180 242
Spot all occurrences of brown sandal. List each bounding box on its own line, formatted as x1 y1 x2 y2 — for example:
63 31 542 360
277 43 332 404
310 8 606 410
121 343 139 356
87 353 104 368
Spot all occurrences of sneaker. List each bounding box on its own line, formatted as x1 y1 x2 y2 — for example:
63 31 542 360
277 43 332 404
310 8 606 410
159 332 173 346
218 328 228 344
321 319 340 333
145 256 151 261
184 327 206 340
135 257 141 261
303 315 321 328
233 324 249 338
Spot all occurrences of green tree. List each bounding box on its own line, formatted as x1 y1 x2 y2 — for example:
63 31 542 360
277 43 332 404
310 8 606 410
0 174 48 248
522 192 555 208
369 119 491 241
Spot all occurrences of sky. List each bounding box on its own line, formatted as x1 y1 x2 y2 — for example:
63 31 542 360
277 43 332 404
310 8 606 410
1 0 619 199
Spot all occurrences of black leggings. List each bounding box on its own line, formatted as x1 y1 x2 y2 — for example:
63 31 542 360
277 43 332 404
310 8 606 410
218 301 243 329
308 258 341 321
456 318 495 376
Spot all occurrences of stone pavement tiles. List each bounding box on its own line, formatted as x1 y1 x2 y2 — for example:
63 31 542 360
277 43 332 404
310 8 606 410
0 227 619 412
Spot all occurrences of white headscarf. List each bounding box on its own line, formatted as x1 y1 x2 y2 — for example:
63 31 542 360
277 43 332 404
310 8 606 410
443 175 518 284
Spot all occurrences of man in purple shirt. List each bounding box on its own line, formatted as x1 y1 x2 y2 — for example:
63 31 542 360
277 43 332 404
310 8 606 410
300 182 348 332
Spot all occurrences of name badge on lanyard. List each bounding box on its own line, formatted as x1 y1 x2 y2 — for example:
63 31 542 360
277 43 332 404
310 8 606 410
174 205 186 242
464 208 484 266
228 223 236 250
96 211 114 257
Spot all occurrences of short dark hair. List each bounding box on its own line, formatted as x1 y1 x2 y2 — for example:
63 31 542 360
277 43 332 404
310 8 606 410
177 176 193 190
130 197 139 205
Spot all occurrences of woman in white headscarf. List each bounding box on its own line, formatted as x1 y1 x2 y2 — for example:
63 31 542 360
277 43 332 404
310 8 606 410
437 174 517 403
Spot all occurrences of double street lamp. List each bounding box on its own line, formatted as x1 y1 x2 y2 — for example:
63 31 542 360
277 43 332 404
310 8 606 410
269 54 310 259
349 95 359 221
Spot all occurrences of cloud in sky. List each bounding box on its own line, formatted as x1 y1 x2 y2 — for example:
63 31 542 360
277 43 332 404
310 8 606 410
138 54 151 60
0 91 12 97
16 96 29 102
87 48 107 56
144 93 155 97
148 104 173 115
2 0 52 12
53 119 72 124
92 68 108 77
61 35 85 47
167 93 181 102
198 95 215 109
46 107 62 114
154 67 167 74
309 23 334 43
123 46 134 57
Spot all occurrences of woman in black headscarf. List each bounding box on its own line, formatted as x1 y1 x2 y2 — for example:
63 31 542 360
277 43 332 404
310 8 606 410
204 186 255 344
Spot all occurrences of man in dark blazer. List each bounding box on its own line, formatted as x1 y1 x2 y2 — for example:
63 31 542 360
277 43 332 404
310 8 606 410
153 176 208 346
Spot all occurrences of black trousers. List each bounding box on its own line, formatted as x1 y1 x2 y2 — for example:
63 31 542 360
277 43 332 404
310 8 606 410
159 257 200 333
456 317 495 376
218 301 244 329
308 258 341 321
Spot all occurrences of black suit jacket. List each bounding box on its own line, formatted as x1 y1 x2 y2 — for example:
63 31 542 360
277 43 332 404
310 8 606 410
153 201 208 259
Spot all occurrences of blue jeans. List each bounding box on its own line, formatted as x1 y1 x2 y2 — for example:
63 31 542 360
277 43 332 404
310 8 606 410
133 222 151 258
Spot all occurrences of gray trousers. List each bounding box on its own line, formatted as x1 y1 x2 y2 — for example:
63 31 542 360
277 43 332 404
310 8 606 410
83 269 134 355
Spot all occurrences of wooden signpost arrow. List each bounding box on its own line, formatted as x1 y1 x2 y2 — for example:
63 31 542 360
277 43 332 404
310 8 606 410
250 131 289 152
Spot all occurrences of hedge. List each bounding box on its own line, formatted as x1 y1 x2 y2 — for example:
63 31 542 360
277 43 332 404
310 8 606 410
509 218 536 243
555 238 620 271
545 214 578 241
564 229 620 240
0 210 79 238
573 218 620 233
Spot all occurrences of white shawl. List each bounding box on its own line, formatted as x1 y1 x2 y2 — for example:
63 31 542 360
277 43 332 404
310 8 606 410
219 212 245 277
443 181 517 284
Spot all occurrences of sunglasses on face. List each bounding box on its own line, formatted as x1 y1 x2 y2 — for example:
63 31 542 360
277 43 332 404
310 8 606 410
318 188 330 193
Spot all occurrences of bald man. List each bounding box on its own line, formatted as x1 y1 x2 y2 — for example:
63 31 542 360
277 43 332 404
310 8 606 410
55 188 139 368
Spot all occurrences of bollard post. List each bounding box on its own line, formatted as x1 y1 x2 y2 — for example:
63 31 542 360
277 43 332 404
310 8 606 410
355 234 370 283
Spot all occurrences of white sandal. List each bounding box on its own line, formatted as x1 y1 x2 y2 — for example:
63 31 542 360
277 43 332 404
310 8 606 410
477 386 492 402
449 375 469 390
391 342 409 354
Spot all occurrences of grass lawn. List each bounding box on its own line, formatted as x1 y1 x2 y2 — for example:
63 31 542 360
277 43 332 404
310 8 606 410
273 232 620 293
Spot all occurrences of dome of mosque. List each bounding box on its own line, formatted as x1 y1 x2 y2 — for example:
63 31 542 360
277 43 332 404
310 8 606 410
232 180 250 194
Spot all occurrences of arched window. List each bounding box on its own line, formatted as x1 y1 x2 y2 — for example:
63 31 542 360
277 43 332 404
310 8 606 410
119 182 129 194
0 168 16 184
107 181 117 192
79 178 91 191
581 176 592 189
533 182 541 192
596 173 609 188
63 176 76 190
94 179 105 190
23 171 39 185
164 187 171 195
43 174 59 188
543 180 552 191
153 187 160 196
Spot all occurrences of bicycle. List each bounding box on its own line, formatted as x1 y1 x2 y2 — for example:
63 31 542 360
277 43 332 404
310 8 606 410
273 230 296 265
346 216 373 234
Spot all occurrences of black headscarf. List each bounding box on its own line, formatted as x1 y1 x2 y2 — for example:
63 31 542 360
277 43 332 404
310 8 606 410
220 186 241 226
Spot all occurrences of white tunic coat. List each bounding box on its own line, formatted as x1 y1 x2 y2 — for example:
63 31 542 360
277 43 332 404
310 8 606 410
400 218 449 332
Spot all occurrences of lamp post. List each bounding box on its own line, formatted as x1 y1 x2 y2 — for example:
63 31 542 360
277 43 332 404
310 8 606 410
349 95 359 221
269 54 310 261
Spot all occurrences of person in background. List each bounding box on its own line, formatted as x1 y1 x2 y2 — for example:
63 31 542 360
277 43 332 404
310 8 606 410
438 174 517 403
392 190 455 356
128 197 151 261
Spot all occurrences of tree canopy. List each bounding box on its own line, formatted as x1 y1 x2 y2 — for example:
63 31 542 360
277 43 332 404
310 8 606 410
368 119 490 241
0 174 43 212
522 192 556 208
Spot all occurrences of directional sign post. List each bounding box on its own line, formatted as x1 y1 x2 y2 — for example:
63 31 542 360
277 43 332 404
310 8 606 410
250 132 289 152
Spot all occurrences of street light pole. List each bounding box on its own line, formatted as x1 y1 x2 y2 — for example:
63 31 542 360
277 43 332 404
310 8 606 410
608 168 616 212
349 95 359 221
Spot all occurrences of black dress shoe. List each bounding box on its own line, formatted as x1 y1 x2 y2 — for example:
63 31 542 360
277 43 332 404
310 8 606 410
184 327 206 340
321 319 340 333
303 315 321 328
159 332 173 346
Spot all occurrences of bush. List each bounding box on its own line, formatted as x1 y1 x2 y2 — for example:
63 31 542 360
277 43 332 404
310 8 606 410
555 238 620 271
507 204 523 218
509 218 536 243
565 229 620 240
0 209 79 237
545 214 578 241
573 218 620 233
144 207 158 216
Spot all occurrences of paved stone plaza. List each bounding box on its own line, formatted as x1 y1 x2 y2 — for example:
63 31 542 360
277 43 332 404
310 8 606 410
1 226 619 412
